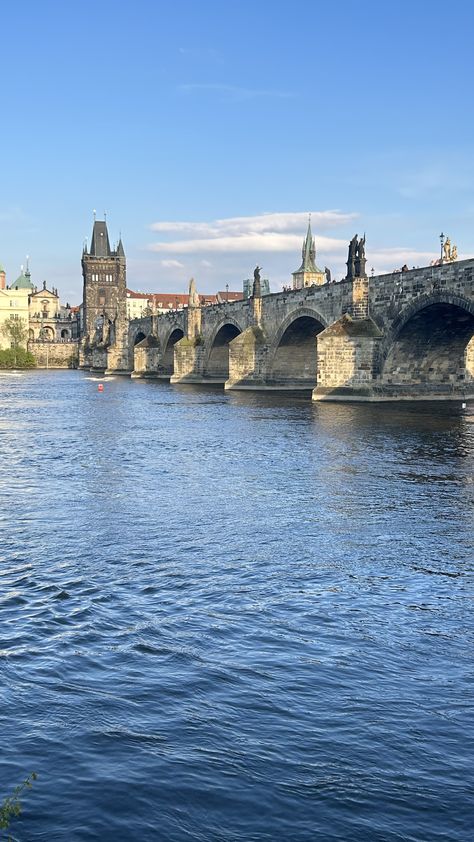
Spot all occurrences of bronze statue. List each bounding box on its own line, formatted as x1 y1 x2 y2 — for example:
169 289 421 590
253 265 261 283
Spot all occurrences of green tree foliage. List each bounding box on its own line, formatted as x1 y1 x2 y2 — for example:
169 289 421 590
0 773 37 838
1 318 30 366
1 318 27 347
0 348 36 369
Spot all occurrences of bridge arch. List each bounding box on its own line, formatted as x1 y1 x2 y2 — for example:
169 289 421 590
162 326 185 374
133 331 147 346
381 292 474 390
268 307 328 388
205 318 244 380
129 323 148 348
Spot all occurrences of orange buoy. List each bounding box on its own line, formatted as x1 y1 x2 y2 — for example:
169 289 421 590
98 383 104 392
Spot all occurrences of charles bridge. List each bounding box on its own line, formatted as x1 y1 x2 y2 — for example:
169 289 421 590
81 232 474 401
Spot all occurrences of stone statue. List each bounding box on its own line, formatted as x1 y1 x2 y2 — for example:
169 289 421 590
451 244 458 260
188 277 200 308
357 235 366 258
348 234 368 280
252 266 262 298
346 236 358 280
443 238 452 261
348 236 358 261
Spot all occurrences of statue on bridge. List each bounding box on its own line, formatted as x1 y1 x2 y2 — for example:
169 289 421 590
188 277 200 308
347 235 367 280
442 237 458 263
253 265 262 298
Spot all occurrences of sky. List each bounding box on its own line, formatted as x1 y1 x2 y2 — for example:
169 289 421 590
2 0 474 303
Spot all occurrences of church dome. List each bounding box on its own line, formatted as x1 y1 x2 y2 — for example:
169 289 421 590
12 272 34 290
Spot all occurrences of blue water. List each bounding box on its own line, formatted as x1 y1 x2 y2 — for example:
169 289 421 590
0 371 473 841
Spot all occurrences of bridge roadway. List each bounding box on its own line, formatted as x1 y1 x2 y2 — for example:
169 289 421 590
105 258 474 401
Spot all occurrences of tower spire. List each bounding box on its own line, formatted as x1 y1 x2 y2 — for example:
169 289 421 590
292 216 325 289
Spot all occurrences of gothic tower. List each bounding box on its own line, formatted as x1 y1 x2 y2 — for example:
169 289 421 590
292 219 326 289
81 217 129 370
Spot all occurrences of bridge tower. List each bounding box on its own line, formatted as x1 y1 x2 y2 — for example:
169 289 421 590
80 217 129 371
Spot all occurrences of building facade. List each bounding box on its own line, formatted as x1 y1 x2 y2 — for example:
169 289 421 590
0 267 30 350
0 262 79 356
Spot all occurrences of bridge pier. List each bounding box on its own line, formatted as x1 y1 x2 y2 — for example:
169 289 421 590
131 336 162 378
312 314 383 401
225 327 268 390
169 336 207 384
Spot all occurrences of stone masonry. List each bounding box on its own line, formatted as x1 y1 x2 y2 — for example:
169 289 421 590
82 249 474 402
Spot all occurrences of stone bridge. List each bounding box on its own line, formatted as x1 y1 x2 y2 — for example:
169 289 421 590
108 259 474 401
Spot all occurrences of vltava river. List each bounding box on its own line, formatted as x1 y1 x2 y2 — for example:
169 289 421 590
1 371 473 841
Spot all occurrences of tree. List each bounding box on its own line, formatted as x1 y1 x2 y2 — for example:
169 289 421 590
1 318 28 366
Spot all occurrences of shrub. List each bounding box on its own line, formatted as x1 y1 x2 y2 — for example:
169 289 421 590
0 348 37 369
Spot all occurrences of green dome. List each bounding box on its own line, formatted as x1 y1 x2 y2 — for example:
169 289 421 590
13 272 34 290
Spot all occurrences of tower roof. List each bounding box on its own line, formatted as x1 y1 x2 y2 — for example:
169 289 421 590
90 220 111 257
117 238 125 257
12 269 34 290
293 220 322 275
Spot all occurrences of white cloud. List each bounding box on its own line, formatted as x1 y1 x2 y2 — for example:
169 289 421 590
150 210 356 237
148 211 358 259
143 210 454 291
160 259 184 268
150 232 349 255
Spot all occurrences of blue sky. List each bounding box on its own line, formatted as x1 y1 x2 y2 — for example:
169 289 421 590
2 0 474 302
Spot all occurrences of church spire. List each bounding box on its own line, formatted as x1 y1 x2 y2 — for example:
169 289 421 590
300 218 318 273
292 217 326 289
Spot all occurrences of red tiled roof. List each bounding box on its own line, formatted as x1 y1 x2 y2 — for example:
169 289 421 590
126 288 242 307
217 291 243 301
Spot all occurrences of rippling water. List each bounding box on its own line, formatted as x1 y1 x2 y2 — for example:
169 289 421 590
0 370 473 841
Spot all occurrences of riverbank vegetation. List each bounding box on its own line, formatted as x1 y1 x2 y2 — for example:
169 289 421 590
0 319 36 369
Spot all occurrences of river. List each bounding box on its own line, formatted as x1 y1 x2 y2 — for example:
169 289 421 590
0 370 473 841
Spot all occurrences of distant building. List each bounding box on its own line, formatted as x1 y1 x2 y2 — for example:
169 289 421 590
29 283 79 341
0 259 79 351
126 288 243 317
0 265 30 350
292 220 326 289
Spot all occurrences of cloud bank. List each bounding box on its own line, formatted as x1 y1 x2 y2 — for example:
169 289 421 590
149 211 357 256
145 210 441 289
